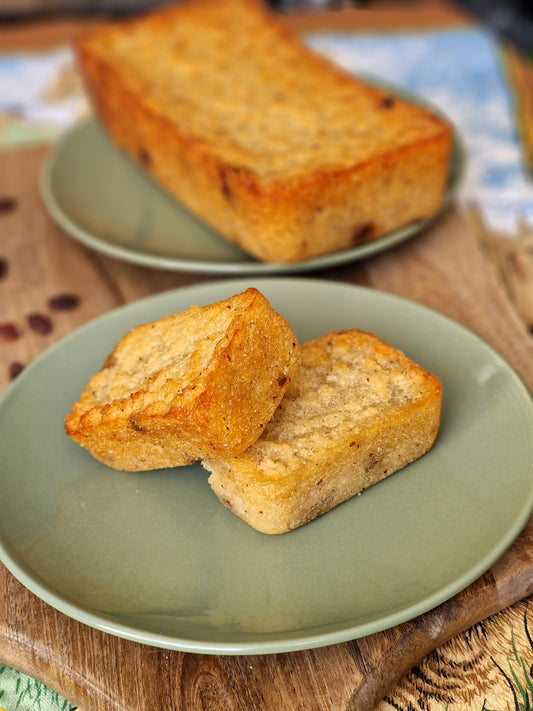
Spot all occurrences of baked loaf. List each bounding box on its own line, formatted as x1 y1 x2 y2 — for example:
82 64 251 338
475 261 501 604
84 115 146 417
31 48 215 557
203 329 442 534
65 288 300 471
76 0 453 264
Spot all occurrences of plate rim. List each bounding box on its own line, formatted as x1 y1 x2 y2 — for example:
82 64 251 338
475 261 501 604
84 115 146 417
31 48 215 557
1 277 531 655
40 79 465 275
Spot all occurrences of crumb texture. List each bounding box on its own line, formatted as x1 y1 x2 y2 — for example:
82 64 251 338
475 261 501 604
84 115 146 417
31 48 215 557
93 0 443 180
76 0 453 263
65 288 300 470
204 329 442 534
73 305 236 412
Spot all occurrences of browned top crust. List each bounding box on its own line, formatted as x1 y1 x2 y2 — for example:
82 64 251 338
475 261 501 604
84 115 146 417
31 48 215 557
75 0 453 263
65 288 301 470
204 329 442 534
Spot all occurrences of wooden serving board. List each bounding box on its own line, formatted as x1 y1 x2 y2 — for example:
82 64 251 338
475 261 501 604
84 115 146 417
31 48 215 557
2 137 533 709
1 518 533 711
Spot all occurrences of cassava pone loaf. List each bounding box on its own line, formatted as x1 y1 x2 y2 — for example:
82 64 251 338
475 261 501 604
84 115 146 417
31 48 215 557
65 288 300 470
75 0 453 264
203 329 442 534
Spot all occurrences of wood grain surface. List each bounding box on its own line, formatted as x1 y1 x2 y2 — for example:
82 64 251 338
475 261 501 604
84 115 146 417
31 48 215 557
2 142 533 711
2 4 533 709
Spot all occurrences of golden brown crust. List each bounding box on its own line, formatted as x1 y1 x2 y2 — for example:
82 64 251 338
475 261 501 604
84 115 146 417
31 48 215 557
204 329 442 534
75 0 453 263
64 288 300 470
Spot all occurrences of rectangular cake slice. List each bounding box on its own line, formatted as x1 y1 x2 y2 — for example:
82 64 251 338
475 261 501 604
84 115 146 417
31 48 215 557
203 329 442 534
65 288 300 471
76 0 453 263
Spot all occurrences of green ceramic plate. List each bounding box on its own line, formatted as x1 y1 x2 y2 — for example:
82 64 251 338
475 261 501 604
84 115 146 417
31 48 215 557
41 97 464 275
1 279 531 655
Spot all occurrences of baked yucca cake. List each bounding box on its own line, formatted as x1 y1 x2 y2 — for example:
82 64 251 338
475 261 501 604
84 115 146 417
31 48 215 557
65 288 300 470
76 0 453 263
204 329 442 533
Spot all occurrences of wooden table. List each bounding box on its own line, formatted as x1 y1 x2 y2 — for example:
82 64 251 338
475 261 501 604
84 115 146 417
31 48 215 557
2 3 533 709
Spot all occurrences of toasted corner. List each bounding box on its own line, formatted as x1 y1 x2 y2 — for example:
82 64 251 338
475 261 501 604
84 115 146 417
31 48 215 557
65 288 300 470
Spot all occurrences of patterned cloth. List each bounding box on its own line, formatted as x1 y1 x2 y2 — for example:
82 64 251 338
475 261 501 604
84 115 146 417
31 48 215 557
0 665 74 711
0 47 87 146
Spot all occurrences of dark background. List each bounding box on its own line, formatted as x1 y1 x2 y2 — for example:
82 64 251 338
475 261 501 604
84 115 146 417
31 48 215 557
1 0 533 56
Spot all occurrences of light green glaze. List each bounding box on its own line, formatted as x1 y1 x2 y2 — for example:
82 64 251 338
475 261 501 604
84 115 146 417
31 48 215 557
0 279 531 655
